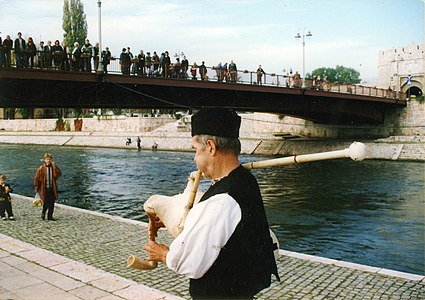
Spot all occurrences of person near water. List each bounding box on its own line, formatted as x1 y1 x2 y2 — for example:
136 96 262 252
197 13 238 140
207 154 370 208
144 107 279 299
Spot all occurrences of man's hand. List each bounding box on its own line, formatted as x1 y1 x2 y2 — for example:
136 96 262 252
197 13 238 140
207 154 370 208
147 212 165 241
144 240 169 264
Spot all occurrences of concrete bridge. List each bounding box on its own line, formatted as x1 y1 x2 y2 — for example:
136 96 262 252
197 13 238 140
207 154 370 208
0 68 406 125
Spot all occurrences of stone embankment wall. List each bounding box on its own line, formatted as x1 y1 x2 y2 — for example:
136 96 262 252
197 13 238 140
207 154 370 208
0 110 423 161
0 131 423 161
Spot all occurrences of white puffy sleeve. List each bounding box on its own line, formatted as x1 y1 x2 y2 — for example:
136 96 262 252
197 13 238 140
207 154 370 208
165 193 241 279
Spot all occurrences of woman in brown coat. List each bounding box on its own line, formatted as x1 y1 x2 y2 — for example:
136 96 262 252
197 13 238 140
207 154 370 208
34 153 62 221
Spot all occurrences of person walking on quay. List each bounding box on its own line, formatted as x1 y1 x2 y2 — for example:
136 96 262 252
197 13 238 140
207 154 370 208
144 107 279 299
136 136 142 151
0 175 14 221
34 153 62 221
257 64 265 85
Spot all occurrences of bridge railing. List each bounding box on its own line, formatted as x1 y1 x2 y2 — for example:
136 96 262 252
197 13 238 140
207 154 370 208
1 50 406 100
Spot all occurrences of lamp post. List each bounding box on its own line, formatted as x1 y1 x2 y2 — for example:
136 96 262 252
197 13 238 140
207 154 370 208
96 0 103 74
295 29 312 88
174 49 185 61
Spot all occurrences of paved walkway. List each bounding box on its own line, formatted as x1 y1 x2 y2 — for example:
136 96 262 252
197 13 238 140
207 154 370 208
1 195 424 300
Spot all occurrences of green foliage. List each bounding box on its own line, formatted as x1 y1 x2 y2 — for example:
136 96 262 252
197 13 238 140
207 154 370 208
74 108 82 119
414 95 424 103
65 120 71 131
17 108 31 119
63 0 88 50
312 65 361 84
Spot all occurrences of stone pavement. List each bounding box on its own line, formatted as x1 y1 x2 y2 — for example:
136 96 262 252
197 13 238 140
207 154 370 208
1 194 424 300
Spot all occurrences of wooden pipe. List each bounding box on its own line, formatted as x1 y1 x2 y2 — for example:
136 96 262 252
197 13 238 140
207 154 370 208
127 255 158 270
242 141 366 169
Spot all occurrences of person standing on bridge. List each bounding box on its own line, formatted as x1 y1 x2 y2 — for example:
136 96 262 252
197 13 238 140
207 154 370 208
144 107 280 299
72 42 81 71
228 60 237 83
162 51 171 78
199 61 207 80
152 51 160 76
256 65 266 85
0 35 4 67
81 39 93 72
51 40 64 70
181 55 189 78
101 47 111 74
120 48 130 75
191 62 198 80
145 52 152 76
26 37 36 69
3 35 13 67
14 32 26 68
44 41 53 69
34 153 62 221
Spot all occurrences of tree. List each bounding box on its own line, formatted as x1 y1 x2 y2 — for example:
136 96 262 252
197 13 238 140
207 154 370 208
63 0 88 50
311 65 361 84
16 108 33 119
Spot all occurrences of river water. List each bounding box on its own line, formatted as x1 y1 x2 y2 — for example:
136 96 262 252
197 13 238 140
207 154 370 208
0 144 423 275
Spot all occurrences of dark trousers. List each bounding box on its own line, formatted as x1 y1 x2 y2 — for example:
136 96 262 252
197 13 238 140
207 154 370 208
42 190 55 219
0 200 13 218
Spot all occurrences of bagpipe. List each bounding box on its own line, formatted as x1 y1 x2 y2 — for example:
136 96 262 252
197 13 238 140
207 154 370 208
127 142 366 270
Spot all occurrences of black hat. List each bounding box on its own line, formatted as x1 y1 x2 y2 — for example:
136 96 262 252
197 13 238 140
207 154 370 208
191 108 241 138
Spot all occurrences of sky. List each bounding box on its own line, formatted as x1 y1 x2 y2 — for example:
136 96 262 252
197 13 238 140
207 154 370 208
0 0 423 84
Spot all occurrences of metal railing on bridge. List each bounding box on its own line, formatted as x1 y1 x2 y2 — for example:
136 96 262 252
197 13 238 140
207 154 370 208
0 50 407 101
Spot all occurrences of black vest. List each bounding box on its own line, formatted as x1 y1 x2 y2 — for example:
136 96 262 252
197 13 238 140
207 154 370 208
189 165 279 299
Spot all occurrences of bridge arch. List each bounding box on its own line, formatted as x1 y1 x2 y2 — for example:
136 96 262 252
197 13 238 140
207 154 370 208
401 80 423 98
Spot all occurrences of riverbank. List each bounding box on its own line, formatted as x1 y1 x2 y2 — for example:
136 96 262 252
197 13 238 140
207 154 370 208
1 194 423 300
0 130 424 161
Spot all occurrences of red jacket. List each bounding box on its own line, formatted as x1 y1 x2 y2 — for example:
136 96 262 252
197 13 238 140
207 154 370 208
34 164 62 201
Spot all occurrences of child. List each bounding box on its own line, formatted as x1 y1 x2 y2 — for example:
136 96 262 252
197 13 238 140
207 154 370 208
0 174 14 220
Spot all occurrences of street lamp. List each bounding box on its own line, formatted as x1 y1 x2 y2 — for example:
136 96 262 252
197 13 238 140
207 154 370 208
96 0 103 74
174 50 185 61
295 29 312 88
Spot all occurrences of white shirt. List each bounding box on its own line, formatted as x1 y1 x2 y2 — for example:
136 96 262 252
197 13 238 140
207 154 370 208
166 193 241 279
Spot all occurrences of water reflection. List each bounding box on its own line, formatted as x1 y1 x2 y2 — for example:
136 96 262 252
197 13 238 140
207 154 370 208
0 144 423 275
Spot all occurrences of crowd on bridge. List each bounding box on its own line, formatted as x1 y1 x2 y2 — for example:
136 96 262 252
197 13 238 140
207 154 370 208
2 31 377 94
0 31 303 86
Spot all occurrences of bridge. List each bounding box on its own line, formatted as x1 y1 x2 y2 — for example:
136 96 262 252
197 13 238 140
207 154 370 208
0 68 406 125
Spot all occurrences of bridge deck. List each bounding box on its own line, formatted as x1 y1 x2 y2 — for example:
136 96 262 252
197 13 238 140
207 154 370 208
0 68 406 125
